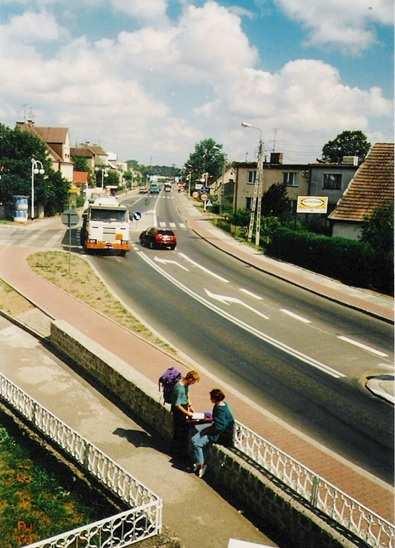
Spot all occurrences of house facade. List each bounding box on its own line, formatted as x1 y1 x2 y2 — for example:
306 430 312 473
16 121 74 182
233 156 309 214
329 143 394 240
309 160 358 217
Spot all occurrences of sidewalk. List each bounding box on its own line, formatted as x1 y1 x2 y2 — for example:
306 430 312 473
0 315 272 547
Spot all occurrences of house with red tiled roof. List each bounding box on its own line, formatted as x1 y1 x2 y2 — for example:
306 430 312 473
329 143 394 240
16 121 74 182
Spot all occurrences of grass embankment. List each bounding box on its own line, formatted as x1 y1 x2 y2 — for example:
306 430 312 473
0 280 33 316
27 251 175 354
0 421 108 546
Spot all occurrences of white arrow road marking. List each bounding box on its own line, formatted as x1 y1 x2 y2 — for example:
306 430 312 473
239 288 262 300
205 289 269 320
178 252 229 283
337 336 388 357
138 251 344 379
154 256 189 271
281 309 311 324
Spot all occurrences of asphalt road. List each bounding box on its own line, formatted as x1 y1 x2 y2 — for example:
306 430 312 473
88 190 394 483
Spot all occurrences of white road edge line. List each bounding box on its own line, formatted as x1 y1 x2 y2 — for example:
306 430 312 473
337 336 388 357
138 251 344 379
239 288 262 300
280 309 311 324
177 252 229 283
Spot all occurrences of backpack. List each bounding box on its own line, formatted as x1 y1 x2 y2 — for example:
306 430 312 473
159 367 182 404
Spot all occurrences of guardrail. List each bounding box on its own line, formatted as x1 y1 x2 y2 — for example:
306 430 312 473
234 421 394 548
0 373 162 547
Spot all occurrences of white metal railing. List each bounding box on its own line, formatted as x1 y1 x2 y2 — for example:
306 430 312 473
0 373 162 547
234 421 395 548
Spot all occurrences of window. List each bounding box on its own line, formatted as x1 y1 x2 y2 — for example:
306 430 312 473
246 197 252 210
323 173 342 190
283 172 297 186
248 170 256 184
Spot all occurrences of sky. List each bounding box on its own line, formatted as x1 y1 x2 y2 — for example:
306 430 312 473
0 0 393 166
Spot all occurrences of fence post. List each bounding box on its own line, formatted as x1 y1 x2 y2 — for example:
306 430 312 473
310 475 320 507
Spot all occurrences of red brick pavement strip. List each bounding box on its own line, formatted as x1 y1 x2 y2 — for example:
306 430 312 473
0 245 393 524
188 218 394 324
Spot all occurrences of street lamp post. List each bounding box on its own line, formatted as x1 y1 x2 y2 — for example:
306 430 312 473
241 122 264 246
95 167 108 190
31 158 45 220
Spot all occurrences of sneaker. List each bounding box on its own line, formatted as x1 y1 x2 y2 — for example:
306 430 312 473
197 464 207 478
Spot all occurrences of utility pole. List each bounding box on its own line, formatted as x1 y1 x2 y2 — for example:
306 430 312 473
242 122 264 246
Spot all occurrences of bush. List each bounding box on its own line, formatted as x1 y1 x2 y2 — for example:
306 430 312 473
228 208 250 227
266 226 393 294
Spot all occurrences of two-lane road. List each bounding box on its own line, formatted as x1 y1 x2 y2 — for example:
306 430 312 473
89 189 394 482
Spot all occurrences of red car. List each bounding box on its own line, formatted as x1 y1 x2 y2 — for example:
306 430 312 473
139 227 176 250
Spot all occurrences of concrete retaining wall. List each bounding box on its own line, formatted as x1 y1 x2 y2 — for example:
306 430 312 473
50 320 357 548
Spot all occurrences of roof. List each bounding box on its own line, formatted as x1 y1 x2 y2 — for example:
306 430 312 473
234 161 308 169
329 143 394 223
16 122 66 162
80 143 107 156
33 126 68 144
70 147 94 158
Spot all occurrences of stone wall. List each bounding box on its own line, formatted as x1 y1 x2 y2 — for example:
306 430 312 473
50 320 358 548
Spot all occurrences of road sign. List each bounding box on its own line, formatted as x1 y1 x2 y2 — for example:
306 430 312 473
61 209 79 227
192 191 199 199
205 199 213 207
297 196 328 214
132 211 142 221
201 193 208 202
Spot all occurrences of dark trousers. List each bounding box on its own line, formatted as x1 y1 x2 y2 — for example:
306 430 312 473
171 406 190 458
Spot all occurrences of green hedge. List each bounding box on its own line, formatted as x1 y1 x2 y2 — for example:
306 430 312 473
266 227 393 294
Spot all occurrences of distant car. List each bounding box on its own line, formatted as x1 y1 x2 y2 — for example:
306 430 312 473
139 186 148 194
139 227 176 250
164 184 172 192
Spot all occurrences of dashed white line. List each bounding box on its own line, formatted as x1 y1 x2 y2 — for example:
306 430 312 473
281 309 311 324
138 251 344 379
239 288 262 301
169 222 176 228
159 222 166 227
177 252 229 283
337 336 388 357
178 223 185 228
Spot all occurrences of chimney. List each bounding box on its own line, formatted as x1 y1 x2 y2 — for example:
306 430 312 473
342 155 358 166
270 152 283 164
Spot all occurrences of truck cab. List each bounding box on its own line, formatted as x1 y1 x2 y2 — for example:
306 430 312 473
149 182 160 194
80 204 131 256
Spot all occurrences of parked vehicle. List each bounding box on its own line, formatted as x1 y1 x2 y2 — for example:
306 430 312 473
149 182 160 194
139 186 148 193
80 203 131 256
139 227 176 250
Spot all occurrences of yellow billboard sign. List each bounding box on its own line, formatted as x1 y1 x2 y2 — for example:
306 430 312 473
297 196 328 214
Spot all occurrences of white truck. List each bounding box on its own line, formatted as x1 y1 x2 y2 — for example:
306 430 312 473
80 199 131 256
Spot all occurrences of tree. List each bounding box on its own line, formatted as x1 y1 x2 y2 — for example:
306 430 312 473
184 138 225 184
322 130 370 164
261 183 290 218
0 123 69 214
72 156 90 172
360 202 394 254
105 170 120 187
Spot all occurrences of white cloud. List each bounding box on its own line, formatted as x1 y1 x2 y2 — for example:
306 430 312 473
0 10 66 44
275 0 394 52
0 2 392 165
110 0 168 22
